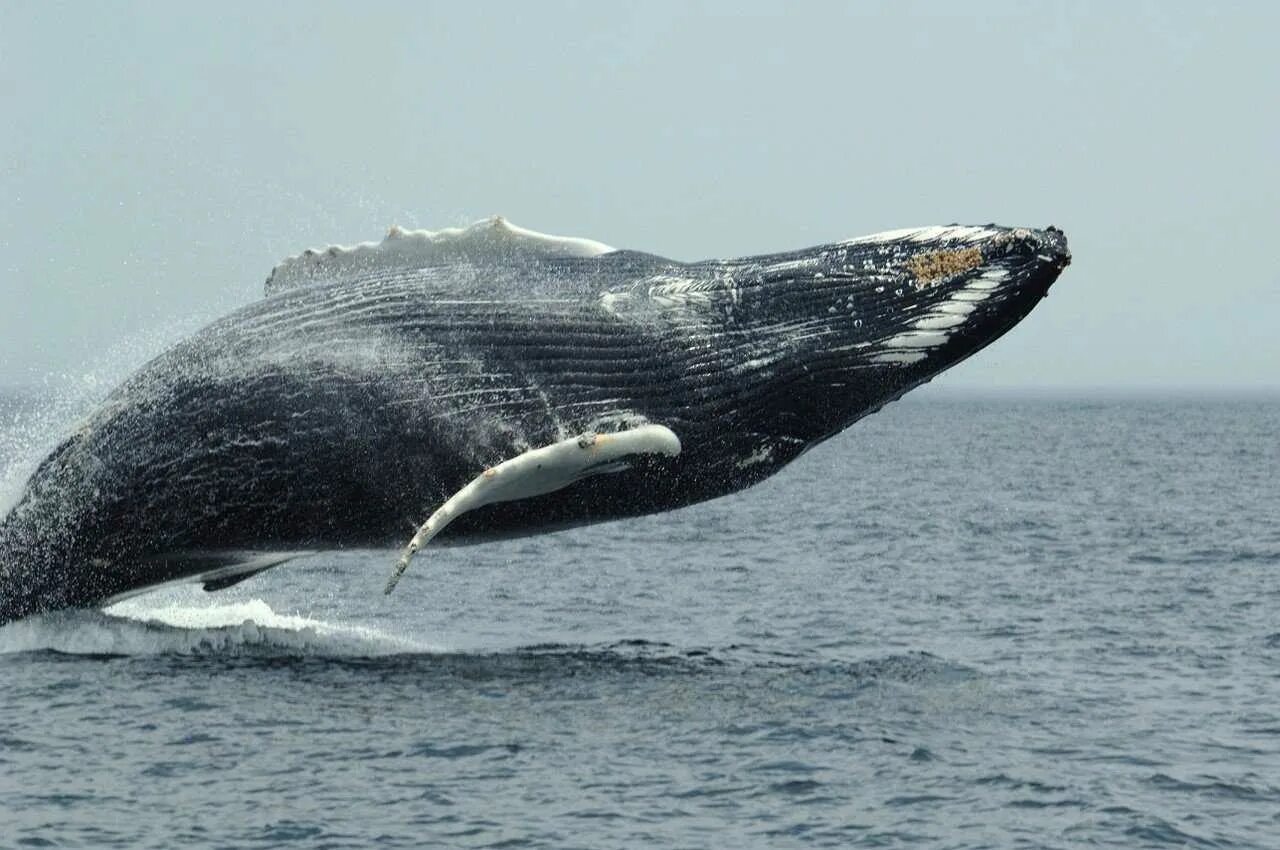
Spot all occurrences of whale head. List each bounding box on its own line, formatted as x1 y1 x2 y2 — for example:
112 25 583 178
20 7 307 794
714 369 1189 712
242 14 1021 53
630 224 1070 490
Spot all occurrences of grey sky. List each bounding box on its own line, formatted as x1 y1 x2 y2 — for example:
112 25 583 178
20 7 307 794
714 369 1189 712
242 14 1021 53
1 1 1275 391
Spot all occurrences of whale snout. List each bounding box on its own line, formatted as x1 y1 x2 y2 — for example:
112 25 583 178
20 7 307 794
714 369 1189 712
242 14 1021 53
902 225 1069 363
1034 225 1071 268
977 224 1070 301
990 225 1071 281
815 224 1070 375
912 224 1071 303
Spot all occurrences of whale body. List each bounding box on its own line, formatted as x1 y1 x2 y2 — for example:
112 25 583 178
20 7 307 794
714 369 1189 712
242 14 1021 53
0 217 1070 623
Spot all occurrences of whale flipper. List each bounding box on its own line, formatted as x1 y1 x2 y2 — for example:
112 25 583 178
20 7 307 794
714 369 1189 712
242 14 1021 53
385 424 682 594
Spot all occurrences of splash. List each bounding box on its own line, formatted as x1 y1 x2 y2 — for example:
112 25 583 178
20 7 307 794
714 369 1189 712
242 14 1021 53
0 311 221 516
0 592 440 657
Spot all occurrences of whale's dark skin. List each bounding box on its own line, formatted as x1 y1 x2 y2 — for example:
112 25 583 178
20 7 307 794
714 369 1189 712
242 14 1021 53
0 223 1070 623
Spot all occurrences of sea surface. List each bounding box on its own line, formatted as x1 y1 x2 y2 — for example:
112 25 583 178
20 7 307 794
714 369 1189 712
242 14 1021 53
1 393 1278 849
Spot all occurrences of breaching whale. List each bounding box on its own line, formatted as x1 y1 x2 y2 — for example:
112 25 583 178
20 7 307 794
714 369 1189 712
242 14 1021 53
0 217 1070 623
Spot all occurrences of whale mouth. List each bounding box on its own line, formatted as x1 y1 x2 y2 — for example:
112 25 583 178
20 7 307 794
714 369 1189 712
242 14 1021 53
859 225 1070 369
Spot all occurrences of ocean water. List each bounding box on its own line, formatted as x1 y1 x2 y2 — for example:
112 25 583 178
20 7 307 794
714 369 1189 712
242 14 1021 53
1 394 1278 849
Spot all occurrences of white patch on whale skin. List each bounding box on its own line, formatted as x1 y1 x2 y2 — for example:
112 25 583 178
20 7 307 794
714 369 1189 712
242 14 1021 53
898 264 1013 335
964 278 1002 291
870 350 928 365
842 227 923 244
912 313 967 330
755 256 822 276
840 225 997 246
736 444 775 470
964 269 1010 291
905 226 952 243
646 275 713 308
733 351 786 379
267 216 615 295
884 331 950 349
599 291 634 316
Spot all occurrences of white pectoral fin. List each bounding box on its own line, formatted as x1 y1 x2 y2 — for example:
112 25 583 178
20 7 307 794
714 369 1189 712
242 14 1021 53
384 424 681 594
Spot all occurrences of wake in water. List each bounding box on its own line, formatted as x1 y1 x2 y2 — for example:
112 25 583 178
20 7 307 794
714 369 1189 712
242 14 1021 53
0 581 972 693
0 591 439 658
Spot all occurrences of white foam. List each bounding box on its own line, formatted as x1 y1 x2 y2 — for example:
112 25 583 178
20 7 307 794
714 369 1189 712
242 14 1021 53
266 216 615 295
0 595 436 657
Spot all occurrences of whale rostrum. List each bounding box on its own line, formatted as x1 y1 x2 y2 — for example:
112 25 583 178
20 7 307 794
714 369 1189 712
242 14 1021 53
0 217 1070 623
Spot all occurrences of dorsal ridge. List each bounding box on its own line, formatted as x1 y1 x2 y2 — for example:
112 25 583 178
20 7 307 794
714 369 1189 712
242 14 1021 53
264 216 615 296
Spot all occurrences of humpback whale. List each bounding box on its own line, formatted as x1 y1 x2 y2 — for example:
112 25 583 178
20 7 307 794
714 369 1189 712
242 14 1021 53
0 217 1070 623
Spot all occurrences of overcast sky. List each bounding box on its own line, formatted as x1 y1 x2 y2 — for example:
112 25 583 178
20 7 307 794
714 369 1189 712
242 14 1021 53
1 2 1275 392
